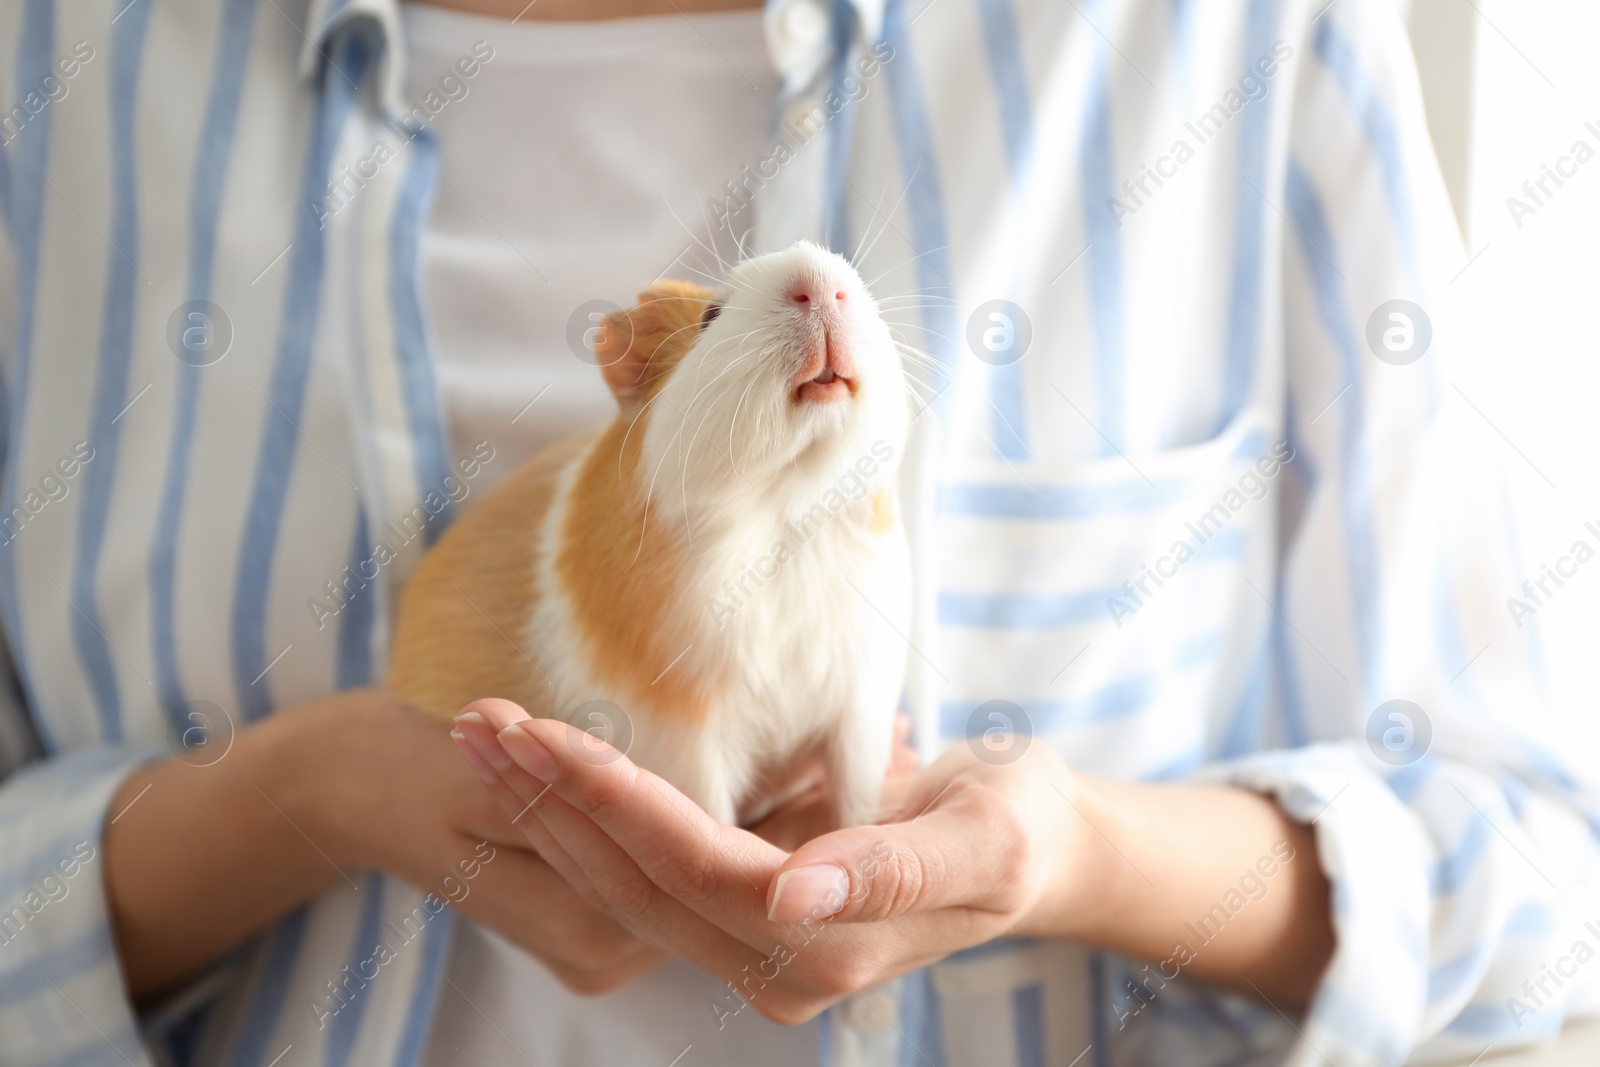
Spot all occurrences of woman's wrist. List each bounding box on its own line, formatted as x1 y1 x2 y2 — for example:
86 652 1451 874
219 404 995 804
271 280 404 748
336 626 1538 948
103 699 357 997
268 688 406 871
1011 771 1334 1007
1012 768 1122 941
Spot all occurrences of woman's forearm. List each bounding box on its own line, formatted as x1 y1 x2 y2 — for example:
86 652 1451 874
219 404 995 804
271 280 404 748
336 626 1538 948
101 699 348 999
1030 775 1335 1010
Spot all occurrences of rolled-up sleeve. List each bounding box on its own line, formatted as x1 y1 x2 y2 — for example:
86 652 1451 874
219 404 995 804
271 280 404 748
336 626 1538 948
1218 744 1600 1064
1222 1 1600 1062
0 723 153 1065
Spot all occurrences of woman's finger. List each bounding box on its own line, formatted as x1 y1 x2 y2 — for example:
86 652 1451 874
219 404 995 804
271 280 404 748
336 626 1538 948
454 707 589 893
470 707 776 981
502 718 783 910
767 766 1035 926
452 716 543 824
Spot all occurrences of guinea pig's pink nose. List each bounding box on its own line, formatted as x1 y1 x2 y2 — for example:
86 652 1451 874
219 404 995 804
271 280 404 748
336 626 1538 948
788 279 847 308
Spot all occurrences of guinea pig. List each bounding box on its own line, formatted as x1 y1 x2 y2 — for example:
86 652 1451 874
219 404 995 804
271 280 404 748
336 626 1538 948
388 240 911 829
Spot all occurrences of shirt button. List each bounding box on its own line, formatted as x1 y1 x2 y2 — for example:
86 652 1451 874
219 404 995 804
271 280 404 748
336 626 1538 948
778 0 829 52
840 986 897 1033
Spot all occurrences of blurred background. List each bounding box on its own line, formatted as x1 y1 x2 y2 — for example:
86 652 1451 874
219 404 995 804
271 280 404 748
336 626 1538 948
1404 0 1599 722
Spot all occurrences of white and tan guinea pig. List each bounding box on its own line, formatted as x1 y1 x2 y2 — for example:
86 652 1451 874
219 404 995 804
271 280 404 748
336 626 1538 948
388 240 911 829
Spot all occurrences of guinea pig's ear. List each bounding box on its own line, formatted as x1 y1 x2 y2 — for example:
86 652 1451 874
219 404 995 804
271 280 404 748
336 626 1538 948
594 308 648 400
594 280 716 407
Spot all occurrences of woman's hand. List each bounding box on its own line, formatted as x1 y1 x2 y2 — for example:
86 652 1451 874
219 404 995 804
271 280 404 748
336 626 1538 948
104 688 662 999
455 697 1335 1023
452 698 1078 1024
302 692 668 994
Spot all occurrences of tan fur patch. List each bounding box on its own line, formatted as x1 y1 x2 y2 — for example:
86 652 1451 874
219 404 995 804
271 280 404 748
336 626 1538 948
390 280 719 725
555 282 720 726
597 280 717 409
388 432 588 719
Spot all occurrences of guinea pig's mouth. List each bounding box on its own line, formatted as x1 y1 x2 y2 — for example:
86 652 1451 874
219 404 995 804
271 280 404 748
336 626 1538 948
792 336 857 404
796 364 855 404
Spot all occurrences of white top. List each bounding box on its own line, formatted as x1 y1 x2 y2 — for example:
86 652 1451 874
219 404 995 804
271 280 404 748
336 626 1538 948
0 0 1592 1065
401 6 806 1064
403 2 779 488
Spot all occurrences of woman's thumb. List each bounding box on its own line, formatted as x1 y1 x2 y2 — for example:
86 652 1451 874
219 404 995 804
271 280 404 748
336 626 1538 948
765 818 964 925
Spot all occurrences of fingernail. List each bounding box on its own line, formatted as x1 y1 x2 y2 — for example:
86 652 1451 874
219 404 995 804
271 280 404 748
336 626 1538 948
498 724 557 780
451 731 498 783
455 711 512 771
767 865 850 923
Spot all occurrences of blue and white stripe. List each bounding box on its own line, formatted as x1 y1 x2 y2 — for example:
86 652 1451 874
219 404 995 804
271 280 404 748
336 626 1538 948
0 0 1594 1065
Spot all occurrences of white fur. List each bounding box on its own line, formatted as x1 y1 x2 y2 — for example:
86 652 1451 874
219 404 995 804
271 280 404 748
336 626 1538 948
526 242 912 827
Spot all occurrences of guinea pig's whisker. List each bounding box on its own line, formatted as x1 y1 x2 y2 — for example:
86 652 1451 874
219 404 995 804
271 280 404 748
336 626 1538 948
663 191 728 275
891 323 957 346
615 324 754 479
894 351 940 384
679 261 729 289
621 307 788 553
878 281 959 294
620 381 678 482
674 377 749 544
887 331 943 360
679 427 699 548
892 337 935 360
903 360 938 385
888 329 939 348
695 197 741 278
679 332 763 413
892 352 944 385
679 345 760 437
878 306 961 319
899 367 940 389
864 243 957 290
875 292 960 307
900 379 938 416
851 163 924 270
876 285 959 298
662 395 713 547
902 360 942 390
875 304 960 316
638 364 738 518
727 374 762 469
631 397 701 568
630 464 661 569
675 344 765 501
653 316 722 360
848 178 900 268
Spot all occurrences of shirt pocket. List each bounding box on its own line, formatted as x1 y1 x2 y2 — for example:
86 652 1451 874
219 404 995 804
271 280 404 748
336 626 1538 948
927 407 1288 778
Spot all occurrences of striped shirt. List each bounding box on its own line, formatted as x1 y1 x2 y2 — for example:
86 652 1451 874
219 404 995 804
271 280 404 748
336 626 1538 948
1 0 1596 1064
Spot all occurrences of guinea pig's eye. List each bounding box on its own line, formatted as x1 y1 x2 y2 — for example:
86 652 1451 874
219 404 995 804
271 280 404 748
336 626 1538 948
700 302 723 329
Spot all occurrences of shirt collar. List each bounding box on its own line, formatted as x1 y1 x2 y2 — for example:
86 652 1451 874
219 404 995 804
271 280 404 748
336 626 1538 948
764 0 884 98
298 0 408 112
297 0 881 111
